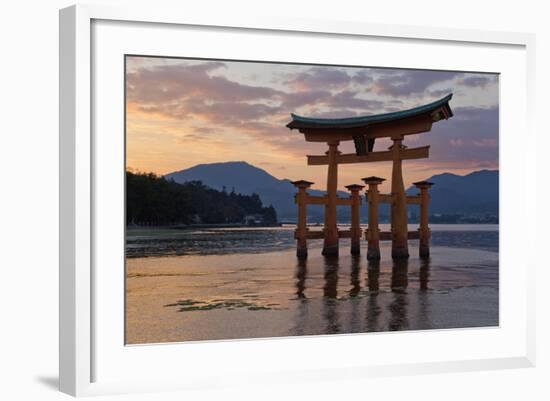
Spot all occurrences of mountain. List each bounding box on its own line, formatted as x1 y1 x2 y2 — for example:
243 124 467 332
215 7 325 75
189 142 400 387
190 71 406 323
165 161 348 221
165 162 499 222
406 169 499 215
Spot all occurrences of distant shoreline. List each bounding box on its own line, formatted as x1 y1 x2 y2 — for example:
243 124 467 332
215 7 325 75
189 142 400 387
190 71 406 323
126 221 498 230
127 223 282 230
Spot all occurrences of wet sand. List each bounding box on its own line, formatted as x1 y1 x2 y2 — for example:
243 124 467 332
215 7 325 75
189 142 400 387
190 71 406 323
125 240 498 344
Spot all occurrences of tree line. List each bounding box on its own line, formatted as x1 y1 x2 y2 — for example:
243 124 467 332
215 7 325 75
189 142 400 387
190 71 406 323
126 171 277 226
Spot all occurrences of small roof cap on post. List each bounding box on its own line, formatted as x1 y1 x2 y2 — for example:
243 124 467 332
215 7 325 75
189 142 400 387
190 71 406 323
361 176 386 185
413 180 434 188
291 180 314 189
345 184 365 191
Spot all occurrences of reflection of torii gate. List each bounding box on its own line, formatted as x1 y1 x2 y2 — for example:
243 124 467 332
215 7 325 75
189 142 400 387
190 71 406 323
287 94 453 259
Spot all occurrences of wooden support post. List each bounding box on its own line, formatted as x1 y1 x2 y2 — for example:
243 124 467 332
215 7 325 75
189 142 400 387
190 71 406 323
345 184 365 255
390 138 409 259
413 181 434 258
292 180 314 258
362 176 385 260
323 140 340 256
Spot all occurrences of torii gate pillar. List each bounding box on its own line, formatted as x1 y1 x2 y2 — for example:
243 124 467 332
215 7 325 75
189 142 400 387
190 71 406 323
293 180 314 259
390 137 410 259
322 140 340 256
363 176 385 260
414 181 434 258
345 184 364 255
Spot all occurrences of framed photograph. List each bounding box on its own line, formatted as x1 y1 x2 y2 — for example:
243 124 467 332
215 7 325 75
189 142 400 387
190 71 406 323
60 4 536 396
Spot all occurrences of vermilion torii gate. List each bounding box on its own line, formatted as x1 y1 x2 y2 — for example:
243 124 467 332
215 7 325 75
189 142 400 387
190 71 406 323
287 94 453 259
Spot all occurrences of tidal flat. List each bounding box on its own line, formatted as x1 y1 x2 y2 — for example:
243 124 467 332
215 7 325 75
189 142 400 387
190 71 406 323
125 226 498 344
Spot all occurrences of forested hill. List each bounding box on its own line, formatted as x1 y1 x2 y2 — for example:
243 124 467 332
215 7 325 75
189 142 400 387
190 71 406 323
165 161 349 221
126 171 277 226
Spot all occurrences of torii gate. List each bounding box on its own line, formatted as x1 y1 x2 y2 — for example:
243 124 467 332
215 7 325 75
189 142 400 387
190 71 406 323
287 94 453 259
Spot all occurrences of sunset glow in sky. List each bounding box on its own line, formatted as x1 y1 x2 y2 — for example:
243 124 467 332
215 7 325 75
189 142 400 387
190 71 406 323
126 56 498 192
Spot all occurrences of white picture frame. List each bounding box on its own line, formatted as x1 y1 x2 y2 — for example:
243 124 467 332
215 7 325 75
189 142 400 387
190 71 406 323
59 4 536 397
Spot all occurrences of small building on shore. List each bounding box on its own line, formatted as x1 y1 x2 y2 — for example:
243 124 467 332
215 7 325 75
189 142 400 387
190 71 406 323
243 214 265 226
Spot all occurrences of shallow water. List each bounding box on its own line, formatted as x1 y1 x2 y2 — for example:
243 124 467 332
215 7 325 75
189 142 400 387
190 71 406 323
125 226 498 344
126 224 499 257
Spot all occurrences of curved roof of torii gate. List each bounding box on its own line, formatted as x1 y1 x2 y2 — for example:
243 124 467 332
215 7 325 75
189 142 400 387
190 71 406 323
286 93 453 130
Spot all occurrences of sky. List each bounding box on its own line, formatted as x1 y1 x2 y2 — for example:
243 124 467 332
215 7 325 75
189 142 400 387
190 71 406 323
126 56 499 192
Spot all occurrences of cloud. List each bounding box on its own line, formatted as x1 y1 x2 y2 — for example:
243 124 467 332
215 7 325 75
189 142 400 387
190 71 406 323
127 62 391 154
284 67 351 91
421 106 499 166
192 126 217 134
449 138 464 146
351 70 374 85
304 109 361 119
370 70 460 96
281 90 332 109
326 90 385 110
429 88 454 97
127 61 281 104
175 133 222 144
472 138 498 147
182 99 283 125
458 75 495 88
